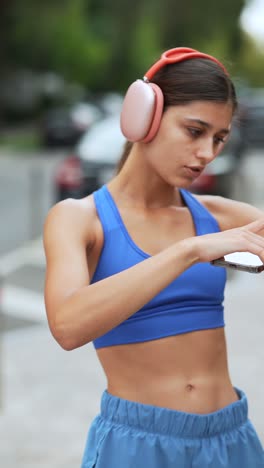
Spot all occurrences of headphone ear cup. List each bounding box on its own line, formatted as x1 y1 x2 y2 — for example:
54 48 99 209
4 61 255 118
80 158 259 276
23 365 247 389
120 80 164 142
142 83 164 143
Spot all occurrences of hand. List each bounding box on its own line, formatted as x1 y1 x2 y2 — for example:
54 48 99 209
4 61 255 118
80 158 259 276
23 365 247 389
190 218 264 264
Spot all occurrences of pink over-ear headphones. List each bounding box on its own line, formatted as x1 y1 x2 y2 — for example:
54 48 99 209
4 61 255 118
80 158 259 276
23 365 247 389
120 47 228 143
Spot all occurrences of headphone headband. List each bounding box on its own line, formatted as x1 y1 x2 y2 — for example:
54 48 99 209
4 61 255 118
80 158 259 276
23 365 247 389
144 47 228 80
120 47 230 142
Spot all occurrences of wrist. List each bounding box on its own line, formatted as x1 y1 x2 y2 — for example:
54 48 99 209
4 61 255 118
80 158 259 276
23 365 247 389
176 238 200 266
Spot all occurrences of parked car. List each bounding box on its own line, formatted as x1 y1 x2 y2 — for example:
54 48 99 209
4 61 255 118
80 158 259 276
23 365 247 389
0 69 43 120
40 101 102 147
238 90 264 148
96 92 124 116
54 115 243 202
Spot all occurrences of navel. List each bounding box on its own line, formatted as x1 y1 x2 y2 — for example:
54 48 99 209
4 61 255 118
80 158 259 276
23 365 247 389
186 383 195 392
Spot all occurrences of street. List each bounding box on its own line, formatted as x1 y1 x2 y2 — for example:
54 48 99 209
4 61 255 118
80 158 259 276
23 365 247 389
0 147 264 467
0 150 65 255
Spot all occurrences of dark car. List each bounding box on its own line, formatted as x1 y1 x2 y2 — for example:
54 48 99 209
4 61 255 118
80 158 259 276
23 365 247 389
40 102 102 147
238 90 264 148
54 115 243 202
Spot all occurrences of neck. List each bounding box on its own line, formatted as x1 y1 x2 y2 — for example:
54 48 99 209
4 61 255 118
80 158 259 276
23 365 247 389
108 144 183 209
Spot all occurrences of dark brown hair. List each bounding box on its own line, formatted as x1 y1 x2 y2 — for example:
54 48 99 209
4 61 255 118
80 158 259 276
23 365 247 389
117 58 237 173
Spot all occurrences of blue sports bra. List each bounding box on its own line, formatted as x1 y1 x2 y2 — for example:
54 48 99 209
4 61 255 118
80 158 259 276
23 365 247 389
91 185 226 349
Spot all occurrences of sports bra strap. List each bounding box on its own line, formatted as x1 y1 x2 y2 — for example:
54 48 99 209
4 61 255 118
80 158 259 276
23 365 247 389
93 185 121 233
180 189 221 235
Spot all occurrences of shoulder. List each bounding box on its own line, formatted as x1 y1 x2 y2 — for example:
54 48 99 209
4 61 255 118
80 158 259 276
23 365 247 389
43 194 98 249
193 194 264 231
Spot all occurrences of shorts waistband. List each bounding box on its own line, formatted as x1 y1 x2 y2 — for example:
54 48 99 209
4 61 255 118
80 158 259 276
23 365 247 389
100 387 248 439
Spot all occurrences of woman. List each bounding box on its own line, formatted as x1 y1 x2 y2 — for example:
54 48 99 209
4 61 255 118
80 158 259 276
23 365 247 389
43 48 264 467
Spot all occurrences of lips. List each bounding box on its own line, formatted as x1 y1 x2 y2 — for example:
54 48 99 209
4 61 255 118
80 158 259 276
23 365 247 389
184 166 204 178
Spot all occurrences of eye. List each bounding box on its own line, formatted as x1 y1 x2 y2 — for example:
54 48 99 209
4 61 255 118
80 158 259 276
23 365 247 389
188 127 203 138
214 136 226 145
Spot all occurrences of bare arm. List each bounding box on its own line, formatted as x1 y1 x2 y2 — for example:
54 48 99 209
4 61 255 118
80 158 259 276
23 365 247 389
43 197 264 351
43 198 200 350
196 194 264 231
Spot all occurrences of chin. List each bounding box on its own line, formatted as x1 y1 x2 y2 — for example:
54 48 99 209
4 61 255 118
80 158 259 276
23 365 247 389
169 177 193 190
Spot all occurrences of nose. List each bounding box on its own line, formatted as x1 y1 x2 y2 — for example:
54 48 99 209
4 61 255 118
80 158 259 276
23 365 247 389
195 138 215 163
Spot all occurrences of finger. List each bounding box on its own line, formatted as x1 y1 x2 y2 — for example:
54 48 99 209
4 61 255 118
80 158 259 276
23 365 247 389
241 235 264 258
259 250 264 263
241 242 264 260
243 218 264 234
243 231 264 247
253 248 264 263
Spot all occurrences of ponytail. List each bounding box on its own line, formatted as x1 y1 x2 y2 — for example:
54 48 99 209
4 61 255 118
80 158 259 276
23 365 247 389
116 141 133 173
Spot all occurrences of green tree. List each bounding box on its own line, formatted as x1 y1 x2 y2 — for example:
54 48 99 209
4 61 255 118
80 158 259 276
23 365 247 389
1 0 262 92
0 0 14 70
153 0 246 71
85 0 248 88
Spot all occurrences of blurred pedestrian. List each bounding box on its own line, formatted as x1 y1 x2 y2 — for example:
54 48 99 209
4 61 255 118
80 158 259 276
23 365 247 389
43 47 264 467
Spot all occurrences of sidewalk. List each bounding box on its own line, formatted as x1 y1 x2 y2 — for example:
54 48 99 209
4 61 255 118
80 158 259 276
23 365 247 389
0 240 264 467
0 239 106 467
0 325 106 468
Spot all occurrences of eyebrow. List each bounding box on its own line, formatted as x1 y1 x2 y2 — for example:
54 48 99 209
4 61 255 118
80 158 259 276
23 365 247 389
184 118 230 134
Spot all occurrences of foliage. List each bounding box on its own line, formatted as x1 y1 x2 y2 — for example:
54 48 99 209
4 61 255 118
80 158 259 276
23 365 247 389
0 0 263 92
238 33 264 87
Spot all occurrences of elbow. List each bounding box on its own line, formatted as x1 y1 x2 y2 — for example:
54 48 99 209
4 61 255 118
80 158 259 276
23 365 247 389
56 335 77 351
49 317 90 351
52 327 77 351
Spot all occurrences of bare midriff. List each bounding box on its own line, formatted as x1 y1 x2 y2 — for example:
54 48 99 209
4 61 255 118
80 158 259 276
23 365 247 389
96 327 239 414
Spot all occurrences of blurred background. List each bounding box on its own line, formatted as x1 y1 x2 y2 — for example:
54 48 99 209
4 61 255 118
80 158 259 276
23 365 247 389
0 0 264 466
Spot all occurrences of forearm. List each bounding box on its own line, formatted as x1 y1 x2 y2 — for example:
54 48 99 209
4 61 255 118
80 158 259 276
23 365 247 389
53 239 198 350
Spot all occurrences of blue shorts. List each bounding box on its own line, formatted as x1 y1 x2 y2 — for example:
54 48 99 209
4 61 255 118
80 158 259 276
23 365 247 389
81 387 264 467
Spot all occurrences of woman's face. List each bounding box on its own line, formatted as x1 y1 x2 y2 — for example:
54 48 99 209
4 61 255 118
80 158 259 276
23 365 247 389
143 100 233 188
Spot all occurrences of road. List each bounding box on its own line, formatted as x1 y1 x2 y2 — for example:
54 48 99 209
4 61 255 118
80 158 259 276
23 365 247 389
0 150 65 255
0 147 264 467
